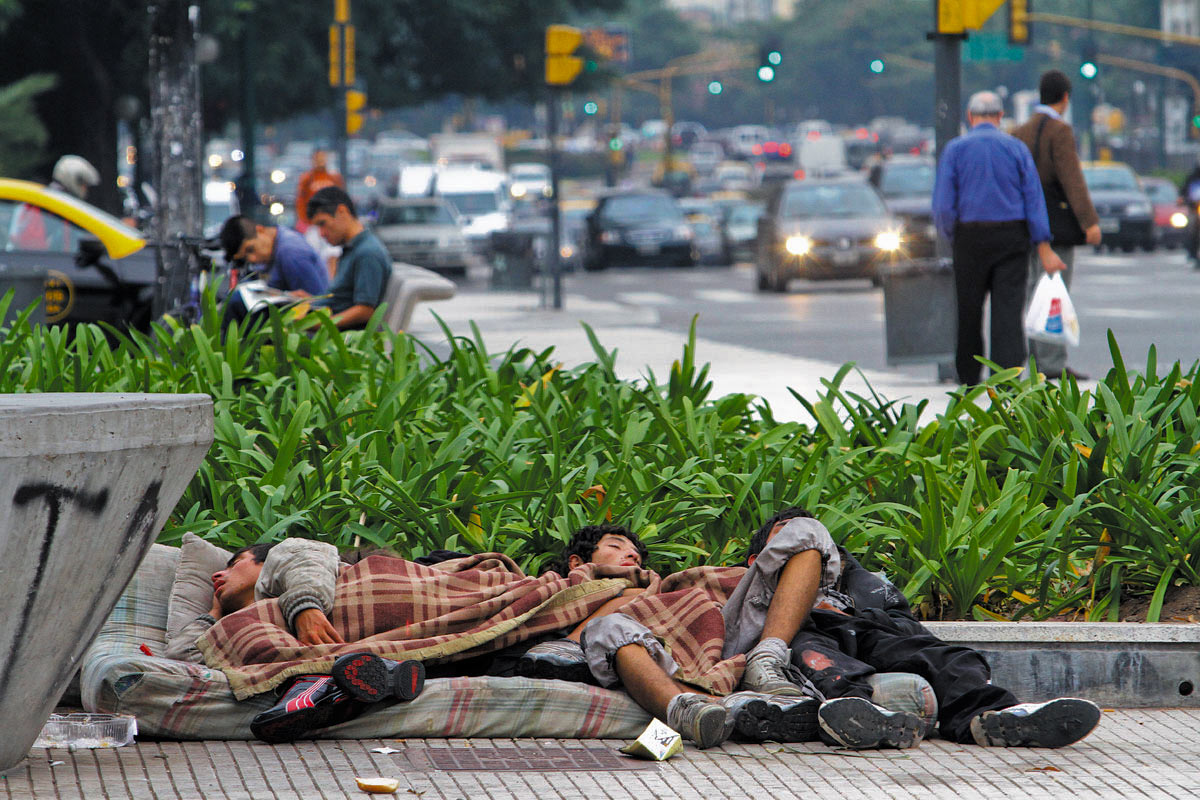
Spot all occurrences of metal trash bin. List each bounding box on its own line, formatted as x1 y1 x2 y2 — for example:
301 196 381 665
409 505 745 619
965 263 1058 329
879 257 955 371
489 231 537 289
0 262 46 327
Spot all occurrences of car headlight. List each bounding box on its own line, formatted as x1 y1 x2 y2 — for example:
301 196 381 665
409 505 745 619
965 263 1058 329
874 231 902 252
785 235 812 256
269 201 284 216
560 245 574 259
675 224 693 240
1128 203 1151 216
542 186 554 198
600 230 621 245
511 185 527 198
1171 211 1189 228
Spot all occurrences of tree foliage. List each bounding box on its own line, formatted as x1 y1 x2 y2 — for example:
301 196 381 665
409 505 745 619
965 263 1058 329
0 73 57 176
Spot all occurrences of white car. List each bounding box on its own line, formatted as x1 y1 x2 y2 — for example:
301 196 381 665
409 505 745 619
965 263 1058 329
433 168 511 255
508 163 552 201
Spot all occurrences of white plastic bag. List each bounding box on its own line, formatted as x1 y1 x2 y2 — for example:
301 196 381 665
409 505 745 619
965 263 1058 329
1024 272 1080 347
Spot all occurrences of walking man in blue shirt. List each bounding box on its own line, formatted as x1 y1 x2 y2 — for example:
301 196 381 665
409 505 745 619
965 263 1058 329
932 91 1066 385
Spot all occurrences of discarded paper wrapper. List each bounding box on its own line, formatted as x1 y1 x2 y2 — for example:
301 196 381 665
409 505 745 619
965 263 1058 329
619 718 683 761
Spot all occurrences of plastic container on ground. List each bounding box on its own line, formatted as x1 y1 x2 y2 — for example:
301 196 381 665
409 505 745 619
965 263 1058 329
879 256 956 374
33 713 137 750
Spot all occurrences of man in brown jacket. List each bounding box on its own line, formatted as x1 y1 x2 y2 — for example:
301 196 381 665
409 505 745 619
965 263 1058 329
1012 70 1102 381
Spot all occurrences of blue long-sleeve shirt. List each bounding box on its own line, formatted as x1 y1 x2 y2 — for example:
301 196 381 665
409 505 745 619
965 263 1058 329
931 122 1051 244
267 226 330 296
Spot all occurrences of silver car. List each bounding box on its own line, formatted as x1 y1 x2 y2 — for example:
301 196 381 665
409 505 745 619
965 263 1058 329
373 197 475 277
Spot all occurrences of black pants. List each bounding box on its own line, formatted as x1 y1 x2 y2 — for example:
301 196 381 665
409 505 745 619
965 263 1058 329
789 608 1018 743
952 223 1032 385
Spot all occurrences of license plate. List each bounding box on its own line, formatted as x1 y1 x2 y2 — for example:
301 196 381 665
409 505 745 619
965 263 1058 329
1099 217 1119 233
637 243 660 255
832 250 858 266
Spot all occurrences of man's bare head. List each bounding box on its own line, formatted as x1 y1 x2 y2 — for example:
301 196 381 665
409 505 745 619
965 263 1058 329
542 523 649 576
212 542 275 615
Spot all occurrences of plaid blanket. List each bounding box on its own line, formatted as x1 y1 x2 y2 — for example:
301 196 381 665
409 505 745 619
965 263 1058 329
200 553 749 700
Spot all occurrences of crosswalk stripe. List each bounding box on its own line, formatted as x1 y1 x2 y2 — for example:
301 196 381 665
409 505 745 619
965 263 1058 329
617 291 676 305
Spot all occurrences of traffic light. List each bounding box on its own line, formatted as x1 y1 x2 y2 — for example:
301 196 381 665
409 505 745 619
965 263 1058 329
708 79 723 95
869 59 885 74
1080 43 1098 80
545 24 584 86
583 100 599 115
757 39 781 83
1009 0 1031 45
608 136 623 152
345 89 366 135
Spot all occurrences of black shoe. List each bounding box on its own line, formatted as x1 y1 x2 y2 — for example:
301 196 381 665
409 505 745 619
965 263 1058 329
515 638 595 684
969 698 1101 748
817 696 923 749
250 674 366 744
331 652 426 703
721 692 820 742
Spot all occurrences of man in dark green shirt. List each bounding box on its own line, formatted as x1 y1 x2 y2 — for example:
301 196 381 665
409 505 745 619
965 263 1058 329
303 186 391 330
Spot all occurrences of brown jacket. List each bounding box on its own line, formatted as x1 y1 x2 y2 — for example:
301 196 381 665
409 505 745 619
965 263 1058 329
1012 112 1099 231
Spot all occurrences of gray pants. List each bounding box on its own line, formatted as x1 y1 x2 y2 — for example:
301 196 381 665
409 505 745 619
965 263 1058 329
1026 244 1075 375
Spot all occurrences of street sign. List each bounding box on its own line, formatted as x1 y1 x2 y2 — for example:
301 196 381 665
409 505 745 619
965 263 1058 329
937 0 1009 34
545 24 584 85
964 32 1025 62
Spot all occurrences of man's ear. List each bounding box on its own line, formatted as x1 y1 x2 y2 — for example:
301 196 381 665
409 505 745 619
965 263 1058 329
567 554 584 570
747 553 757 568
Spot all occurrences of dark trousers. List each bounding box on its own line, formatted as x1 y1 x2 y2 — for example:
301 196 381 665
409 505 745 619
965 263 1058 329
789 608 1018 743
952 223 1032 384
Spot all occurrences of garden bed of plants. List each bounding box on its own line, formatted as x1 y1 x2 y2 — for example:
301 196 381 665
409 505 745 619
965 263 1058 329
2 291 1198 622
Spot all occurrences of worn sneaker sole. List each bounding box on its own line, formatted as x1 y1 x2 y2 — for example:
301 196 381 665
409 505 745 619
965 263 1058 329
515 655 595 684
728 697 820 742
818 697 923 750
771 697 821 742
332 653 425 703
973 698 1101 748
688 703 730 750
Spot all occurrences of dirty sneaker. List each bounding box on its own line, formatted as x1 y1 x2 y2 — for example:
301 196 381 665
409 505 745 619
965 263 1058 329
331 653 426 703
721 691 821 742
665 692 729 749
515 638 594 684
969 698 1101 748
740 651 809 697
817 696 924 750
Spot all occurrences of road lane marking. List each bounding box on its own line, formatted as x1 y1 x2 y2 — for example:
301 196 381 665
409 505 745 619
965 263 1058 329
695 289 755 303
1089 308 1167 319
617 291 676 306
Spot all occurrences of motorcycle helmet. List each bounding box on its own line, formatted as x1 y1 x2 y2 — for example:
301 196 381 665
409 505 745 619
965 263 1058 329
52 155 101 199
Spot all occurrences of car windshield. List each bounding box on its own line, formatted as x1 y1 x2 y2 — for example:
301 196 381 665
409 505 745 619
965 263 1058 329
602 194 682 223
442 191 499 216
1083 167 1138 192
1143 181 1176 204
728 204 764 224
879 163 935 196
377 203 455 226
511 167 547 181
780 183 886 218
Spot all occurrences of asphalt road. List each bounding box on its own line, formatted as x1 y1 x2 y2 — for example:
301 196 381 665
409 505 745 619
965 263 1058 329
485 247 1200 382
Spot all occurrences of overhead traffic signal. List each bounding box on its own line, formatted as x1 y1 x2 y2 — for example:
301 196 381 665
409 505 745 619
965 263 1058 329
1009 0 1031 45
708 79 723 95
545 24 585 86
869 59 885 74
583 100 599 115
345 89 366 135
757 39 781 83
1080 44 1098 80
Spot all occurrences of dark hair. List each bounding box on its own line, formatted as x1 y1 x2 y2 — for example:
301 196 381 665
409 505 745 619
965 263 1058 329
746 506 814 562
218 215 257 262
306 185 356 220
227 542 276 567
1039 70 1072 106
541 523 648 577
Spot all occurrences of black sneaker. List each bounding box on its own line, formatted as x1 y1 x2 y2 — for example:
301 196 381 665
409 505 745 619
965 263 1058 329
331 652 426 703
969 698 1101 748
515 638 595 684
817 696 923 750
250 674 366 744
720 692 821 742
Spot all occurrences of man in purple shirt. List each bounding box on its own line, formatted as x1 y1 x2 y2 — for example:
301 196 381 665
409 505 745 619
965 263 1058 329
220 216 330 297
932 91 1066 385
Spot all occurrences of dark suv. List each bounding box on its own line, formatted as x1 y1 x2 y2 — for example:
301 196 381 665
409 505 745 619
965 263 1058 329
582 190 697 270
869 155 937 258
1082 162 1154 252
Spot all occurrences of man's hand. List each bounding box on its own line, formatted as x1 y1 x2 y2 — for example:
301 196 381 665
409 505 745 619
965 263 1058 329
288 289 313 299
1038 242 1067 274
294 608 345 646
1084 224 1102 246
209 590 222 620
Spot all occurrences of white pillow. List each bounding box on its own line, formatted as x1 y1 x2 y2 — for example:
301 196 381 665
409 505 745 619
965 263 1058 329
164 532 232 647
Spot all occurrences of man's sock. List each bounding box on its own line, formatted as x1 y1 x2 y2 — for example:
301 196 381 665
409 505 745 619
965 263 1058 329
747 637 790 664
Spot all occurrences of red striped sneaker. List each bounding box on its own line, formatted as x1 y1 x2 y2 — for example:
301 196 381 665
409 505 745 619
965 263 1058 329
250 675 365 744
331 652 426 703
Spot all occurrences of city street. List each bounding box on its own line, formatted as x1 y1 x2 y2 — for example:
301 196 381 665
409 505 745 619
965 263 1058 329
459 247 1200 383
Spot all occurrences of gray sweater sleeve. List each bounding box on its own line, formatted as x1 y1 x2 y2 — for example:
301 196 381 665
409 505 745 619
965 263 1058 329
163 614 216 663
254 538 342 632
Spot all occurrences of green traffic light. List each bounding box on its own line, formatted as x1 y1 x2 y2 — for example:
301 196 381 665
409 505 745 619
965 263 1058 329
608 137 623 151
708 80 723 95
869 59 885 74
757 65 775 82
1193 115 1200 129
1080 61 1097 79
767 50 781 66
583 101 598 115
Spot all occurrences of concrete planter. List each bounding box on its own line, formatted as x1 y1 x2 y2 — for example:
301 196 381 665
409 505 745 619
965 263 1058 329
0 394 212 772
926 621 1200 707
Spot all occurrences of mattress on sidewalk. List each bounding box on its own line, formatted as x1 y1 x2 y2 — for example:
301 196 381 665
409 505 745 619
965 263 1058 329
80 544 936 741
